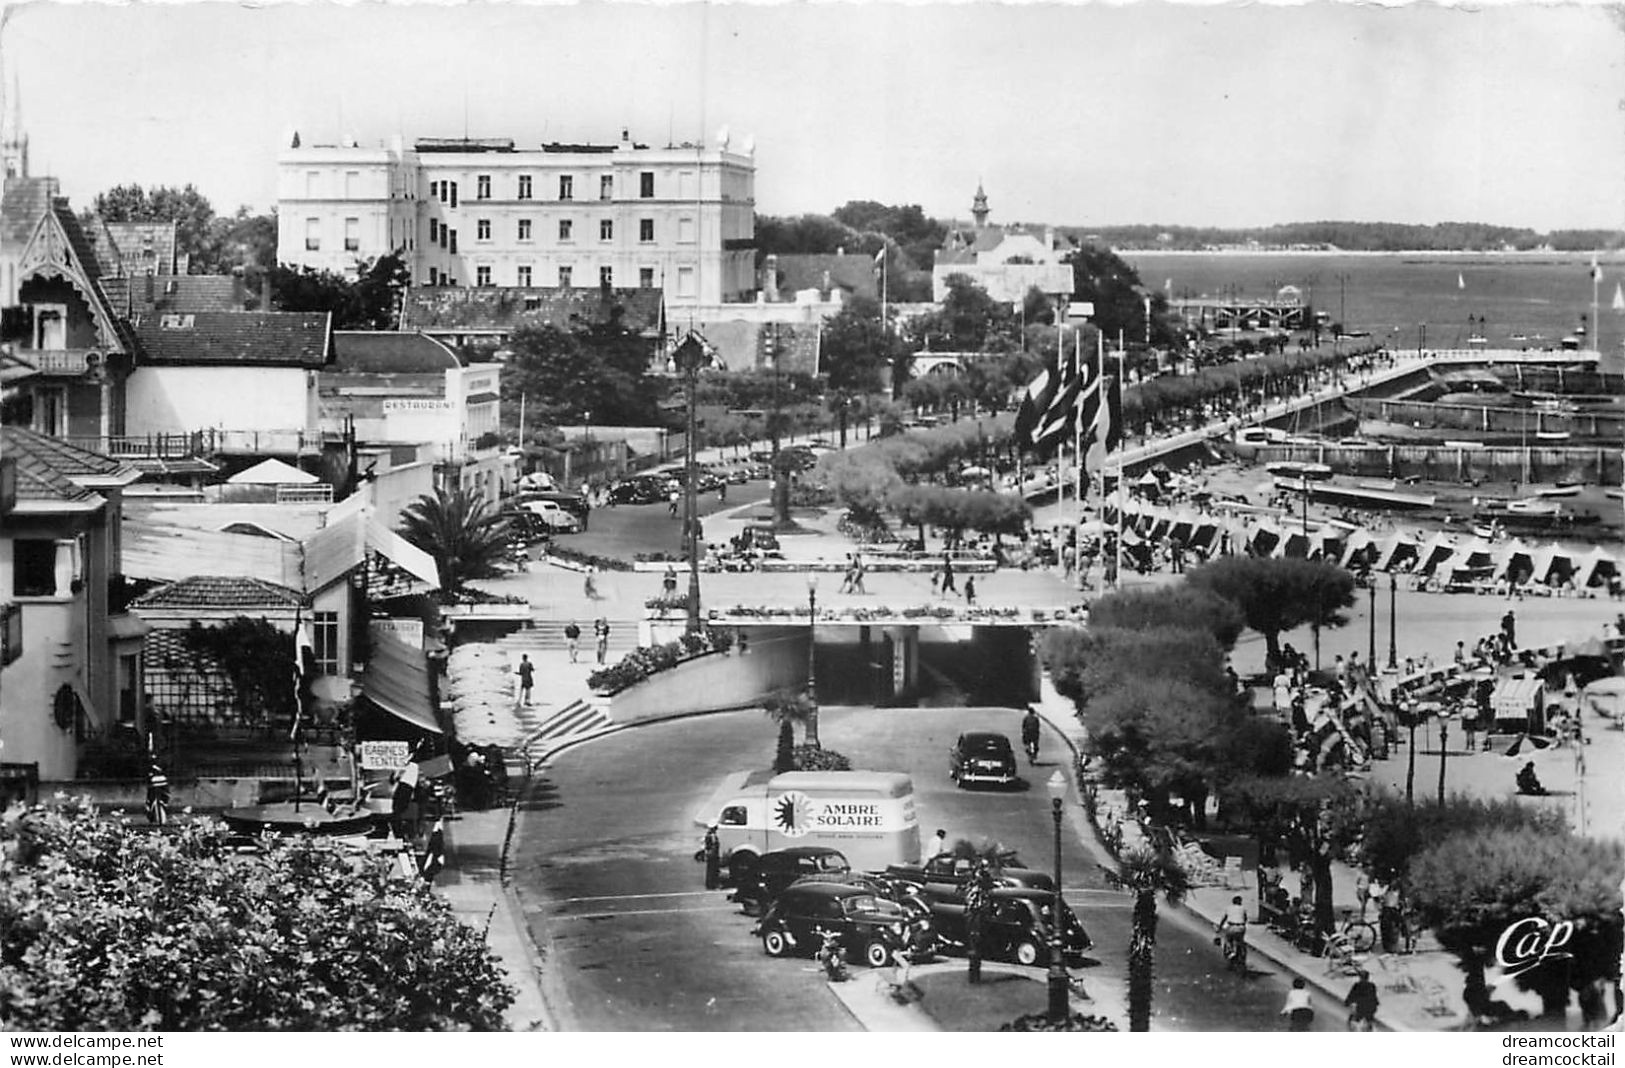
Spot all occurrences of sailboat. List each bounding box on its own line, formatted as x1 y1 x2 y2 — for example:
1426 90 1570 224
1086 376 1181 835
1458 273 1466 290
1613 283 1624 312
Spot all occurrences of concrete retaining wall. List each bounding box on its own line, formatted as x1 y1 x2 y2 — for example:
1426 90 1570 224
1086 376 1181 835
1244 443 1620 485
609 625 807 722
43 777 264 810
1347 397 1625 437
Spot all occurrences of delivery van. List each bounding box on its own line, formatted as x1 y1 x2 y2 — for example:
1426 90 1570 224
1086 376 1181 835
698 771 920 877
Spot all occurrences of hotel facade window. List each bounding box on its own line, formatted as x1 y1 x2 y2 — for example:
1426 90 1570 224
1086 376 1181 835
639 267 655 288
600 175 614 200
449 229 458 254
516 264 532 287
518 174 532 200
305 218 320 251
311 612 341 675
429 219 439 242
477 219 491 241
477 174 491 200
558 219 573 242
558 175 574 201
599 266 613 287
476 265 492 287
517 218 532 241
639 171 655 198
639 218 654 243
344 218 359 252
600 219 613 241
558 266 572 287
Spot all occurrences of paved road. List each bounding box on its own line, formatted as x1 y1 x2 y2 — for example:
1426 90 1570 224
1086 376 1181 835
512 705 1348 1031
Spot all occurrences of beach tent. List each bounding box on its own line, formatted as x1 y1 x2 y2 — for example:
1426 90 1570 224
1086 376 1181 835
1582 677 1625 721
1278 530 1311 559
1338 529 1376 570
1417 534 1459 577
1489 675 1547 734
1493 540 1536 583
1576 547 1620 589
1248 524 1282 557
1373 533 1420 573
1525 545 1565 586
228 458 318 485
1188 520 1220 554
1167 511 1197 544
1457 538 1498 571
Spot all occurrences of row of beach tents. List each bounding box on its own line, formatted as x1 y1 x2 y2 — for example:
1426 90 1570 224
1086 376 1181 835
1106 503 1621 589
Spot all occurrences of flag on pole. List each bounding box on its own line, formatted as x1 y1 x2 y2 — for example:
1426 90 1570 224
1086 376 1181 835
873 247 886 268
1013 357 1060 448
1030 338 1094 458
1591 257 1603 283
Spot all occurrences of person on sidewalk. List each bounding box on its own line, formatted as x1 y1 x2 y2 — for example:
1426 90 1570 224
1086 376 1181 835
1355 871 1371 920
851 554 867 595
516 655 535 706
564 621 582 663
1281 977 1315 1031
963 575 977 606
1345 969 1380 1031
1501 609 1517 650
940 553 957 594
929 828 949 860
1020 707 1042 765
594 619 610 665
702 824 722 890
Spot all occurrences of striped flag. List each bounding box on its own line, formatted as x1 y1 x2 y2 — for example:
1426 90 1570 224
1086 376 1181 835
419 817 446 882
1014 353 1061 450
1029 341 1093 458
1082 373 1122 473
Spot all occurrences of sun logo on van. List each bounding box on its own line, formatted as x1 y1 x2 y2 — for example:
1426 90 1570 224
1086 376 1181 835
773 790 815 837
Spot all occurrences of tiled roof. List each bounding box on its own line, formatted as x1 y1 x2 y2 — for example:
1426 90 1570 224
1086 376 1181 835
1 426 123 477
131 574 306 611
102 275 249 316
400 286 665 336
102 221 178 276
0 177 59 255
0 426 100 503
769 254 879 300
132 311 333 367
83 215 125 277
332 331 461 372
53 200 108 287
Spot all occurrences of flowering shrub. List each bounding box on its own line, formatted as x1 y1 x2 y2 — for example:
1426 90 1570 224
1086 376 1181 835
0 799 513 1030
644 595 689 613
789 746 851 772
837 509 896 545
587 626 736 694
1000 1012 1119 1032
443 587 529 606
547 546 633 571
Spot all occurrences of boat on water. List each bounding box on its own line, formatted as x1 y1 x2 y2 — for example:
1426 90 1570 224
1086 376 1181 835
1510 333 1529 342
1275 478 1436 511
1467 334 1489 345
1265 460 1333 481
1536 483 1584 499
1476 497 1601 530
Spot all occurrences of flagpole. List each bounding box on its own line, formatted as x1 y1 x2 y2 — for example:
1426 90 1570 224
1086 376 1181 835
1110 333 1122 589
1074 327 1083 578
1592 256 1601 356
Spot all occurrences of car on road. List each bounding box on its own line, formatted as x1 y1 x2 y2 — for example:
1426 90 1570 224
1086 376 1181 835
608 476 668 505
499 507 553 545
880 854 1056 899
949 731 1019 788
729 846 851 915
752 883 918 968
519 498 581 534
924 887 1092 967
514 490 590 525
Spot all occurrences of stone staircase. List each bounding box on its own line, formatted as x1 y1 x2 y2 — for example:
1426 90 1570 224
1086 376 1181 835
494 619 642 657
519 697 617 771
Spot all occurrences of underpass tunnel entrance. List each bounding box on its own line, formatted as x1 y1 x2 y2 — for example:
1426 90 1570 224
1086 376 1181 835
812 624 1041 707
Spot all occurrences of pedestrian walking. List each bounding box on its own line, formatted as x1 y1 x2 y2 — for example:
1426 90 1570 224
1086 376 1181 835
1345 969 1380 1031
1281 978 1315 1031
839 554 856 594
516 654 535 705
668 490 680 517
963 575 977 606
930 828 949 860
703 824 722 890
852 554 867 594
564 620 582 663
583 566 598 601
940 553 956 594
662 564 678 597
1354 871 1371 920
594 619 610 665
1501 609 1517 650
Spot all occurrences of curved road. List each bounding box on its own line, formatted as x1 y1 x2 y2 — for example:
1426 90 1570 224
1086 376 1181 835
511 705 1349 1031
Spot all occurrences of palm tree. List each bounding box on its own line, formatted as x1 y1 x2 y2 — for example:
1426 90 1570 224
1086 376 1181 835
763 688 818 760
1107 843 1193 1033
396 486 510 596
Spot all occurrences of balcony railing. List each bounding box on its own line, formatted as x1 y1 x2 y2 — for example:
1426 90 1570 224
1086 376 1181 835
61 428 323 459
24 350 102 376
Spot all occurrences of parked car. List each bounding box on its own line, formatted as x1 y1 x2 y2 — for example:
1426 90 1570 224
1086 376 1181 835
880 854 1056 899
729 846 851 915
738 525 780 553
926 888 1092 966
514 490 589 524
609 477 667 505
949 732 1019 788
752 883 917 968
520 499 581 534
499 507 552 544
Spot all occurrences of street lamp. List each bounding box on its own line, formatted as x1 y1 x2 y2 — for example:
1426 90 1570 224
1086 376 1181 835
1045 769 1070 1022
1437 717 1450 805
1388 571 1399 670
673 333 708 634
804 574 821 748
1367 575 1377 667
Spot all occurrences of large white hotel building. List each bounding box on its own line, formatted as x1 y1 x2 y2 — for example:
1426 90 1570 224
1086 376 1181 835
274 130 757 307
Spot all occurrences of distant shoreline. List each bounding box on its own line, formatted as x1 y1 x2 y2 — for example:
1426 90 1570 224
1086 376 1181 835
1118 248 1619 259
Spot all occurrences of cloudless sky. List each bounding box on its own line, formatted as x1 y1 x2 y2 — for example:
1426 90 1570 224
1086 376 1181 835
6 1 1623 232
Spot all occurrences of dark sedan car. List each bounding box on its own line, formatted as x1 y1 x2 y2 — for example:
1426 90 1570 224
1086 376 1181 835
925 887 1092 967
950 731 1019 788
880 855 1056 899
729 846 850 915
608 477 668 505
752 883 917 968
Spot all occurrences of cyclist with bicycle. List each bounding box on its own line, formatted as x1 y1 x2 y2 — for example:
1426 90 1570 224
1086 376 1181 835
1215 894 1249 973
145 761 170 826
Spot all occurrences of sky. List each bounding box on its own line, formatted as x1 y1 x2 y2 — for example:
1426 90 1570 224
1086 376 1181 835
4 1 1623 233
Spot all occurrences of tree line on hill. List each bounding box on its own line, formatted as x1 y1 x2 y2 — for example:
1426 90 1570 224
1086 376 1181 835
1070 221 1619 253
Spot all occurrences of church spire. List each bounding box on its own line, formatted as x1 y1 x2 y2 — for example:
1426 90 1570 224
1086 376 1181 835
1 63 27 181
971 180 989 227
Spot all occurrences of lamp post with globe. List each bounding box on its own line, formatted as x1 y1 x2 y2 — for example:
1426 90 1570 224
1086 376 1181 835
673 333 708 634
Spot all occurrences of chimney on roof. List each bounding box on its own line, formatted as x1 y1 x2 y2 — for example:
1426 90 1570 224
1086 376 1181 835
1045 227 1055 251
764 254 779 302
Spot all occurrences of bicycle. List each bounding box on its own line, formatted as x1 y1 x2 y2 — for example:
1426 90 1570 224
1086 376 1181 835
1322 930 1367 977
1337 908 1379 954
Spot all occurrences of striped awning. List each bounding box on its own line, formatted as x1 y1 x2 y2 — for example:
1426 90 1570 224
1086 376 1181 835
360 630 441 734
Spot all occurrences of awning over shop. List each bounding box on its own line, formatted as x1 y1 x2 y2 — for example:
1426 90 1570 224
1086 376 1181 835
366 516 441 589
361 629 441 734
